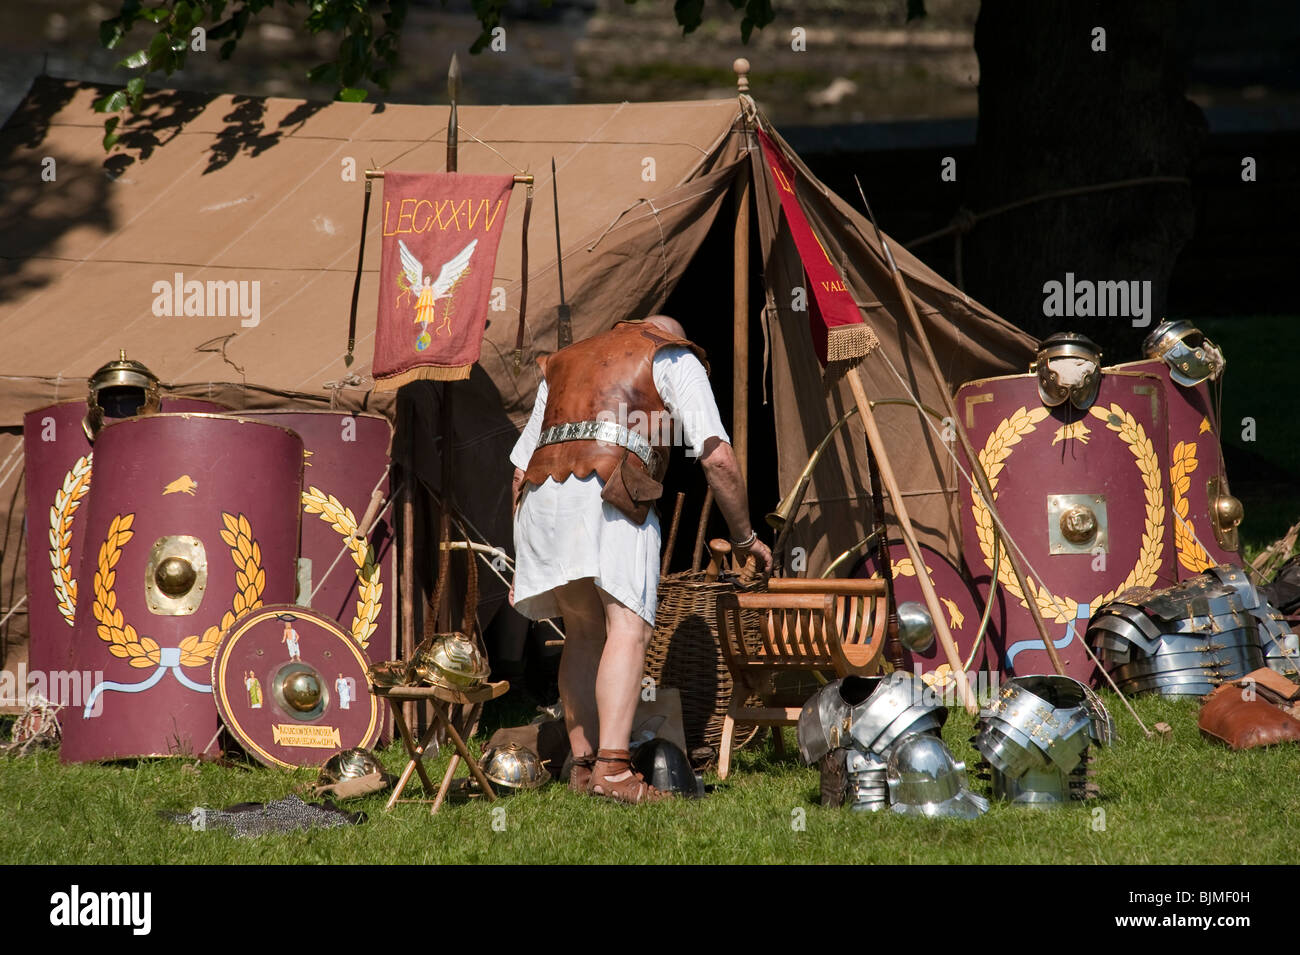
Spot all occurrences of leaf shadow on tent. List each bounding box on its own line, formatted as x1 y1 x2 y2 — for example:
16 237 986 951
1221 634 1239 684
0 78 118 305
93 85 328 177
107 86 212 170
203 95 327 175
0 161 114 307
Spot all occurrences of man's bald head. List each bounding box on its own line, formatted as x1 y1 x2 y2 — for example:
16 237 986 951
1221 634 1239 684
644 314 689 341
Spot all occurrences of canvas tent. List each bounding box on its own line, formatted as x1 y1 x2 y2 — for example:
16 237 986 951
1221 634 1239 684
0 74 1035 700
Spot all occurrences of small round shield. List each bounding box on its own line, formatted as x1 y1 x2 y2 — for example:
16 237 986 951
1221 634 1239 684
212 605 381 769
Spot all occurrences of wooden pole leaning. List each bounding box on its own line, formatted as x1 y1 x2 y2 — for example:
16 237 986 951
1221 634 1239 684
845 369 979 715
732 98 751 481
853 179 1067 678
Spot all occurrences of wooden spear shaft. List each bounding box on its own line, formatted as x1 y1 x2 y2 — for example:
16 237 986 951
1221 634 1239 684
846 369 978 714
853 178 1067 677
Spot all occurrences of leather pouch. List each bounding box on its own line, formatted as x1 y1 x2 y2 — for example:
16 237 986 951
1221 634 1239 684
1198 681 1300 750
599 449 663 524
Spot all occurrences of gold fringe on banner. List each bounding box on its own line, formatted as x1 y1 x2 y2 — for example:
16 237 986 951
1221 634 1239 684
373 363 472 391
826 322 881 363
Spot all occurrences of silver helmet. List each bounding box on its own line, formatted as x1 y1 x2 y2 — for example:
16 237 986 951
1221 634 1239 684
1033 332 1102 411
1143 320 1225 387
886 735 988 820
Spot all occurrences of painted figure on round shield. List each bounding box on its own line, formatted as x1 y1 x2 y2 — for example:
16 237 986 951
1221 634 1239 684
245 671 264 709
282 620 302 661
510 316 772 804
336 674 353 710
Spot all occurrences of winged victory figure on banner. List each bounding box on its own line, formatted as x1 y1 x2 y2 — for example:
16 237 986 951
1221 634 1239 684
398 238 478 351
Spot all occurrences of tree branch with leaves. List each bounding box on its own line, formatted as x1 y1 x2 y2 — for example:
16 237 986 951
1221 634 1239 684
93 0 783 149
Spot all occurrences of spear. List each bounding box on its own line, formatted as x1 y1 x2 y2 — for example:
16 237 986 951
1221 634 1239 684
552 157 573 349
446 54 460 173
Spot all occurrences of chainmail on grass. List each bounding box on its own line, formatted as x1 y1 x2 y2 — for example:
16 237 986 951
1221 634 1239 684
161 795 365 838
0 698 62 757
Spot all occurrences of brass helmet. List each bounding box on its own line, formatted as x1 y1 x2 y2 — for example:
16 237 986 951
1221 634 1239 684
413 633 489 690
481 742 548 791
1143 320 1225 387
83 350 161 440
317 747 385 786
1032 332 1102 411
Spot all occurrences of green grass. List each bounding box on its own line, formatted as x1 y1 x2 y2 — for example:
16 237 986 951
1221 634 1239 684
3 692 1298 864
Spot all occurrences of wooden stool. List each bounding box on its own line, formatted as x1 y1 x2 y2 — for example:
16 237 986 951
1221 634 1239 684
372 680 509 814
714 578 888 779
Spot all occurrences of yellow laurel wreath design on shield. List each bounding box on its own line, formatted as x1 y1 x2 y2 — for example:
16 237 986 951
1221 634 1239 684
50 453 94 625
1170 440 1213 574
301 486 382 649
970 403 1164 624
92 511 265 668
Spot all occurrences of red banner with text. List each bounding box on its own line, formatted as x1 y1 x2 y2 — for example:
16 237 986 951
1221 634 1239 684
373 172 514 388
755 128 877 366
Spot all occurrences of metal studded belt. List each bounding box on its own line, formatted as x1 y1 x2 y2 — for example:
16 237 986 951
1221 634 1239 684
535 419 662 476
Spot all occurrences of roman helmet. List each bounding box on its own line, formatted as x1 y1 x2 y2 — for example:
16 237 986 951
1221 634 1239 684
1031 332 1103 411
83 350 162 440
481 742 549 791
1143 320 1225 387
632 739 703 798
412 632 490 690
318 747 385 786
886 734 989 819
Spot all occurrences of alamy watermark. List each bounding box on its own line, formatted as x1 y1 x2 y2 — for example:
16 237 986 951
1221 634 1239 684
0 664 105 716
914 665 1003 708
1041 272 1152 328
151 272 260 327
49 885 151 935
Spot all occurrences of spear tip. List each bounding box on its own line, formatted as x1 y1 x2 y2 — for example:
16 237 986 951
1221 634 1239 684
448 54 461 101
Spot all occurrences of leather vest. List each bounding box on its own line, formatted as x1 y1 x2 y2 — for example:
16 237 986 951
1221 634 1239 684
522 321 708 524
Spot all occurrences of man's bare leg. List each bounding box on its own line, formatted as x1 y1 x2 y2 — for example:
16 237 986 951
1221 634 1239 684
595 588 652 752
588 588 667 802
553 578 606 764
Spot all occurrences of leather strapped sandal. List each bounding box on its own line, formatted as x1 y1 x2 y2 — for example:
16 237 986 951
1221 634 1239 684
570 753 597 794
587 749 673 805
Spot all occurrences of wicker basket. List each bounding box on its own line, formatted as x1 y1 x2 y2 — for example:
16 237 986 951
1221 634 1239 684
645 570 766 767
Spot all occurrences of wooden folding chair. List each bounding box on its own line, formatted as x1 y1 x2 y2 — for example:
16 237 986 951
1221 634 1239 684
714 578 889 779
374 679 510 814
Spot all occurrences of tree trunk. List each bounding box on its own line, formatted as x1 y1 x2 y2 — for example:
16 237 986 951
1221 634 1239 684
965 0 1206 355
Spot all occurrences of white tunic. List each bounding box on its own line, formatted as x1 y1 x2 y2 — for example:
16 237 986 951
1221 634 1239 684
510 347 729 626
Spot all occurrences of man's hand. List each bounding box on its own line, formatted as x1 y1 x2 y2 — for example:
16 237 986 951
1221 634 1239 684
734 536 773 576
